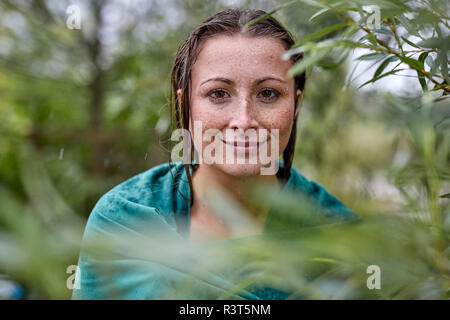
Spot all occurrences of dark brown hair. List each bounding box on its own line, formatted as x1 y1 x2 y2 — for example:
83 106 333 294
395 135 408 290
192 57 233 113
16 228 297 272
169 8 306 207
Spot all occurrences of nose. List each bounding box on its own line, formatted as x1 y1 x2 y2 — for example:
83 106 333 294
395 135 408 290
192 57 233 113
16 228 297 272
228 96 258 132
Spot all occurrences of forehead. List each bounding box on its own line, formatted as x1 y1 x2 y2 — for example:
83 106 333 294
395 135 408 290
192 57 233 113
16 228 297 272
191 34 293 83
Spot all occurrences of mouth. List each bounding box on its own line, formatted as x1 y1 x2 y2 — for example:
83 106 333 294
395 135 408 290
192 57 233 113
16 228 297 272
220 139 267 148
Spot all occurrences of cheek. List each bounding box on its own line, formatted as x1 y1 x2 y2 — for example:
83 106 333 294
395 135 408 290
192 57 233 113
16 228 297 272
189 101 228 140
260 108 294 156
263 107 294 138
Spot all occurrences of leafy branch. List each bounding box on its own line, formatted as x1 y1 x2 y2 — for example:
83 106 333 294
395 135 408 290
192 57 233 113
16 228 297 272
248 0 450 95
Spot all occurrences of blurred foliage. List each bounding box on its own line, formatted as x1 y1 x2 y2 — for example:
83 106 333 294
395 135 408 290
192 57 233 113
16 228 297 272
0 0 448 299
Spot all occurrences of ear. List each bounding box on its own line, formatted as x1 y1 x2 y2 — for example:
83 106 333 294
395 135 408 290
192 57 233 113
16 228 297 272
177 88 182 105
294 89 302 119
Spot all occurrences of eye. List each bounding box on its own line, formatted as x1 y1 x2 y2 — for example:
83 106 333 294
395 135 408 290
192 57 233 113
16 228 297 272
257 88 280 102
207 89 230 102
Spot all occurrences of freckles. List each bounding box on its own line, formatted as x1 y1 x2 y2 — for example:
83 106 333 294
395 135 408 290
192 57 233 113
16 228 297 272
191 106 225 130
263 107 294 131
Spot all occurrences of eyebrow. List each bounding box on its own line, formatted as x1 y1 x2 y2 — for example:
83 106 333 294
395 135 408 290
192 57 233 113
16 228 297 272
200 76 286 87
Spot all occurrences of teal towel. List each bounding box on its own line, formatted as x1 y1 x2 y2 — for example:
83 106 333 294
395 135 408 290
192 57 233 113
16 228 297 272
72 162 359 300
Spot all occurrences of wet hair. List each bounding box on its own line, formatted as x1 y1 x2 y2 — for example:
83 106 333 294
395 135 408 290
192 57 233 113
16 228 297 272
168 8 306 207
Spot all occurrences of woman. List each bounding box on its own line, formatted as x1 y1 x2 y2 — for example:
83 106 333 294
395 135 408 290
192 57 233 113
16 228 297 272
73 8 359 300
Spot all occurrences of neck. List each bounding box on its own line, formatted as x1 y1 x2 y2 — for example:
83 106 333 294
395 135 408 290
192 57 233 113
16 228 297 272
191 164 282 224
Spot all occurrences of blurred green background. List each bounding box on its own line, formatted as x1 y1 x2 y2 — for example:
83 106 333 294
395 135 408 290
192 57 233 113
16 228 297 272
0 0 448 299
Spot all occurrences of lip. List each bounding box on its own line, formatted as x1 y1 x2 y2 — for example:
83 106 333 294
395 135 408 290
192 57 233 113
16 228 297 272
221 139 267 152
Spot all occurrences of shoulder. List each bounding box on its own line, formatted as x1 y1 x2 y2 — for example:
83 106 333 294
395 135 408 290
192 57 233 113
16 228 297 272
287 167 360 223
74 163 188 299
103 162 181 206
83 162 186 239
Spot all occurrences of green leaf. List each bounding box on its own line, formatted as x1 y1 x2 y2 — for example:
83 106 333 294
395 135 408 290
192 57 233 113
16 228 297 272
418 37 450 50
371 28 392 36
341 22 360 38
374 56 399 78
359 68 400 88
366 33 378 46
356 52 385 61
319 50 349 70
437 52 450 83
401 37 421 49
244 0 299 28
284 38 377 61
417 52 429 91
418 52 429 65
417 52 427 65
358 34 370 42
425 55 434 69
396 15 419 37
440 193 450 198
332 39 379 50
299 0 327 8
400 56 424 70
287 49 331 77
309 7 330 21
417 72 428 92
433 96 449 102
293 23 348 47
426 54 438 77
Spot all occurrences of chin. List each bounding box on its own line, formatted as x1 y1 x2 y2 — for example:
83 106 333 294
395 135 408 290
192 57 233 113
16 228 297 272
212 163 268 177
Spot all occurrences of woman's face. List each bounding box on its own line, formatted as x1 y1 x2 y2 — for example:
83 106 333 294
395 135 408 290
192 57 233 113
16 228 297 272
180 34 301 176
